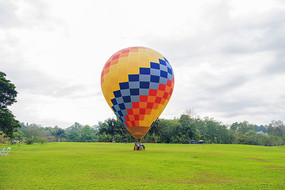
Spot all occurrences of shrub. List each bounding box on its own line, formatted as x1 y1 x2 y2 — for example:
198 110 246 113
0 131 10 144
25 137 34 144
38 137 46 144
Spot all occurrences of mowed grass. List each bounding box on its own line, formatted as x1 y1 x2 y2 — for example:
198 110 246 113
0 143 284 189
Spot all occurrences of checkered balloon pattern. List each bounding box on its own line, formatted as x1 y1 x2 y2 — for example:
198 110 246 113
101 47 174 139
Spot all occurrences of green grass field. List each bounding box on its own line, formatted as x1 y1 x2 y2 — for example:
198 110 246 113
1 143 284 189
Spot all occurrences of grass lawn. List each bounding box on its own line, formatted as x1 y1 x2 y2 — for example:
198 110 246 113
1 143 284 189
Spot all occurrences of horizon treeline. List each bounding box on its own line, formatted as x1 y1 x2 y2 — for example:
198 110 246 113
1 114 284 146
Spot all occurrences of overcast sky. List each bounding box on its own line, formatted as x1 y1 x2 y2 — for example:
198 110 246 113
1 0 284 128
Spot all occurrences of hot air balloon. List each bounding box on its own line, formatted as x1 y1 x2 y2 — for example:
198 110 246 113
101 47 174 142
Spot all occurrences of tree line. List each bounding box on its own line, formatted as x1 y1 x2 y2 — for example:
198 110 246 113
1 115 284 146
1 71 284 146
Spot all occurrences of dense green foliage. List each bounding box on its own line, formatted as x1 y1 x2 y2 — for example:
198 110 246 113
9 122 99 144
0 72 20 137
0 143 284 189
5 115 284 146
97 118 134 142
65 122 98 142
150 116 284 146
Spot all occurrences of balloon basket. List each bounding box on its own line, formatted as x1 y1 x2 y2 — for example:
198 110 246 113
133 139 145 151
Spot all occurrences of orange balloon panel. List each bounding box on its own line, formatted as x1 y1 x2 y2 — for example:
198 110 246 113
101 47 174 139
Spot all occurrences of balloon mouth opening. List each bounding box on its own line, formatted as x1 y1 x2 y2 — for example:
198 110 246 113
127 126 150 139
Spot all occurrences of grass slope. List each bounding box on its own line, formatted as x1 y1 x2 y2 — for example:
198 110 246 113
1 143 284 189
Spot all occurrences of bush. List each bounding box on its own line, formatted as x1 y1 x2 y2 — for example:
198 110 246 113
46 136 56 142
38 137 46 144
0 131 10 144
25 137 34 144
98 133 112 142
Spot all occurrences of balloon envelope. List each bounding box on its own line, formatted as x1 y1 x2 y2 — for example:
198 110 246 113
101 47 174 139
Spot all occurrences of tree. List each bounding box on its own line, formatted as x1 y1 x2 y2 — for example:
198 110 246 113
98 118 126 136
0 72 17 108
0 108 20 137
0 72 20 137
146 119 160 142
98 133 112 142
158 119 182 143
179 114 198 140
22 123 45 143
148 119 160 136
80 125 94 142
66 131 81 142
267 120 285 137
52 126 65 142
194 117 230 144
254 125 267 133
231 121 255 134
97 118 134 142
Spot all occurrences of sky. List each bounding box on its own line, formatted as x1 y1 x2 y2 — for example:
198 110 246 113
1 0 285 128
